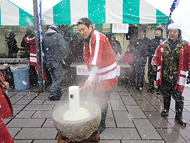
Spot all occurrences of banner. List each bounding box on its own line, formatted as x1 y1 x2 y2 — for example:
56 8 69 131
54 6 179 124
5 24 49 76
112 24 129 33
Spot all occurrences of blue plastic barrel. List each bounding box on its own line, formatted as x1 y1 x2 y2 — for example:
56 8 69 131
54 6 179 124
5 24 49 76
11 65 30 90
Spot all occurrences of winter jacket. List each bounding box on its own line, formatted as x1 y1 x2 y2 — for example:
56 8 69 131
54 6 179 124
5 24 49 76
24 36 37 66
148 36 165 61
122 52 134 65
5 37 18 58
42 29 68 63
83 29 117 91
0 71 14 143
134 37 150 59
151 38 190 92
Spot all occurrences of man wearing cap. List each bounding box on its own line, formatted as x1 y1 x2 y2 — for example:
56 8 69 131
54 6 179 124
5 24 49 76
77 17 117 133
152 23 190 126
147 26 165 93
42 24 68 101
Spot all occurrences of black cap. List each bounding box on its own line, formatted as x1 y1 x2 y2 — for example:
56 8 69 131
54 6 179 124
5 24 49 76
155 26 163 33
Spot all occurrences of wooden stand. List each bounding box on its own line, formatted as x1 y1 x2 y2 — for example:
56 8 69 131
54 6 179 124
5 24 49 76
58 131 100 143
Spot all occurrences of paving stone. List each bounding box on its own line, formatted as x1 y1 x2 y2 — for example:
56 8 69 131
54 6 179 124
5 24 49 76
144 111 172 128
15 110 35 118
15 128 57 139
136 100 157 112
8 127 21 138
14 99 31 105
106 119 116 127
14 140 32 143
29 99 45 104
113 111 134 127
110 100 126 110
133 119 162 140
42 119 54 127
100 140 120 143
23 104 54 110
33 140 57 143
7 118 45 127
121 95 137 105
127 106 147 119
32 110 53 119
121 140 164 143
157 128 187 143
100 128 140 140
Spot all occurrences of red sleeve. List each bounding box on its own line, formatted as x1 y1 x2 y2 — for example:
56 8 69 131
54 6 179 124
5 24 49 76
0 71 5 81
151 45 161 66
83 43 90 70
24 37 36 45
187 42 190 71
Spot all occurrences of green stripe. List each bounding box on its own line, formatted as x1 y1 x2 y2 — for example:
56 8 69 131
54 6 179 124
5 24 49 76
95 24 103 31
156 9 168 24
19 9 34 26
53 0 71 25
123 0 140 24
88 0 105 24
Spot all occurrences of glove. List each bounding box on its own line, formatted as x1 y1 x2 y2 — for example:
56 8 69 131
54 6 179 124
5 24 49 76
187 71 190 84
152 65 157 72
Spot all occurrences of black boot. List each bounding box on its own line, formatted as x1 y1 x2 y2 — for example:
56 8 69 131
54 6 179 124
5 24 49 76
161 97 171 117
175 102 186 127
157 86 161 94
97 108 107 133
147 81 154 93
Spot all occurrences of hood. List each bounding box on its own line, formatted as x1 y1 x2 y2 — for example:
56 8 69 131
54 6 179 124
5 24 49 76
45 28 57 36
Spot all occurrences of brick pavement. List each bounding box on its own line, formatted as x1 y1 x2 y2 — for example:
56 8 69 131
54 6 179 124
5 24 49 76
4 79 190 143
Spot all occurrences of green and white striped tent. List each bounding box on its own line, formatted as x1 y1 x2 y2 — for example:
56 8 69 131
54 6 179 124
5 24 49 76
0 0 33 26
1 0 168 26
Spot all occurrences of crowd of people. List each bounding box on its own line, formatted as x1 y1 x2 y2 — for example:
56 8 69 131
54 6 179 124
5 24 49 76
1 19 190 140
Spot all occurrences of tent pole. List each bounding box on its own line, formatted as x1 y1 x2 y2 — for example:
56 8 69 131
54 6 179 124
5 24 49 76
33 0 43 92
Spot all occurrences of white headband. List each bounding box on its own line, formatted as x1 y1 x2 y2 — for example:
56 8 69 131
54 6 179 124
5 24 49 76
168 23 181 30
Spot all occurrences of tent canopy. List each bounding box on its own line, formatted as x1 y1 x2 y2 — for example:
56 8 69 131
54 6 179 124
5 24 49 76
1 0 168 26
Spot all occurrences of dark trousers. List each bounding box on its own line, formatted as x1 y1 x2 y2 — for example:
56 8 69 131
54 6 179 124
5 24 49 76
148 58 156 87
46 62 63 98
160 80 184 102
135 58 147 86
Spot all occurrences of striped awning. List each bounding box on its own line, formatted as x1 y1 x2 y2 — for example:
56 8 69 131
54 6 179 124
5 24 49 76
1 0 168 26
0 0 33 26
43 0 168 25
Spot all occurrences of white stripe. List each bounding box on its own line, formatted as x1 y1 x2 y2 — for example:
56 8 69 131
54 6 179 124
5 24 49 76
91 31 100 65
97 62 117 74
98 68 117 82
157 66 161 70
156 71 160 80
42 8 54 25
30 57 37 63
106 0 123 23
178 76 186 86
26 36 35 41
1 0 19 25
140 0 156 24
30 53 36 57
70 0 88 24
180 70 186 76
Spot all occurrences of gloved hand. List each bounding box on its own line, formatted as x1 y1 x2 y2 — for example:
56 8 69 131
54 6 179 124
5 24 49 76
152 65 157 72
187 71 190 84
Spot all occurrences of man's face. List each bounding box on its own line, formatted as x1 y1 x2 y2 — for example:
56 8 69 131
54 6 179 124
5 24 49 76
77 24 92 39
138 31 145 39
168 29 179 41
155 30 162 37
